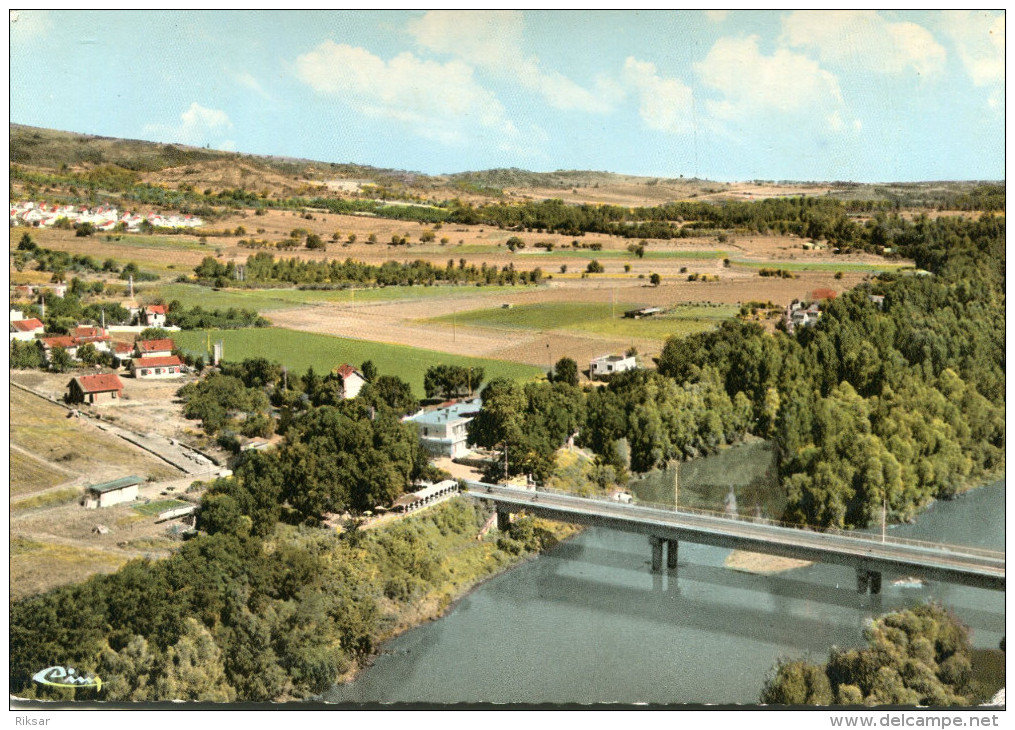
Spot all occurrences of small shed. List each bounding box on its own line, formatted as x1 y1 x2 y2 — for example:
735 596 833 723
67 373 125 405
82 476 142 509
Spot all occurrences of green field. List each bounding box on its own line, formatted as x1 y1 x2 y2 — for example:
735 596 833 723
100 233 210 253
517 248 728 260
731 259 906 272
132 499 189 516
145 283 532 312
426 302 737 341
174 327 544 395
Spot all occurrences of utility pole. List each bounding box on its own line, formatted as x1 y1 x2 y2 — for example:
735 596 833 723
882 491 887 543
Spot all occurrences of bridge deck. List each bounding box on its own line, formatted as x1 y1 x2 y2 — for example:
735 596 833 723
466 482 1004 591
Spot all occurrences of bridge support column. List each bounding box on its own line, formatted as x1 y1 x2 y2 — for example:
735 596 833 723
869 571 882 595
650 536 664 572
496 509 512 532
856 569 870 594
666 539 678 570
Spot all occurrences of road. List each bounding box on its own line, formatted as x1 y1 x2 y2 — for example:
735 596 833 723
467 482 1005 591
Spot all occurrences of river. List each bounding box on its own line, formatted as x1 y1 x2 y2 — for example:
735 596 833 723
323 480 1004 704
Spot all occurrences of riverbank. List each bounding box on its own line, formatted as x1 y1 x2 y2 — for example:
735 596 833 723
328 505 580 692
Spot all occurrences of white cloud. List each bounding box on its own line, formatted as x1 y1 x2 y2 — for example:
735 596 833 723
408 10 609 113
697 36 846 117
939 10 1004 87
231 70 271 100
781 11 946 77
622 57 694 134
144 103 234 148
294 41 525 148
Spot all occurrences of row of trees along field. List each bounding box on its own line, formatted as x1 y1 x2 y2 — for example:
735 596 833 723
193 253 544 288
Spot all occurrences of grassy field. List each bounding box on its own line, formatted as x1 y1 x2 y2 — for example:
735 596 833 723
518 248 728 260
145 283 532 312
426 301 737 341
10 537 129 601
9 388 181 487
132 499 190 516
732 259 907 272
174 327 545 395
11 486 83 513
10 449 69 496
97 233 211 253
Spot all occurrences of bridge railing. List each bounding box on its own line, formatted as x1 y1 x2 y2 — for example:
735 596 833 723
469 481 1004 561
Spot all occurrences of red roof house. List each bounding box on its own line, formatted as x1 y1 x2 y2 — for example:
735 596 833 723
67 373 124 405
134 338 176 357
11 318 44 333
131 355 184 379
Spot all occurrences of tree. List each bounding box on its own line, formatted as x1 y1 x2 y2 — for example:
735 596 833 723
48 347 73 373
10 340 44 369
360 360 378 382
305 234 326 250
359 375 417 415
650 272 662 286
75 222 95 237
586 260 604 274
552 357 579 387
468 378 527 477
139 327 170 340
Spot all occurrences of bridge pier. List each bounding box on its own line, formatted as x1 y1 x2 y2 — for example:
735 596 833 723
666 539 678 570
856 569 883 595
496 509 512 532
650 536 664 572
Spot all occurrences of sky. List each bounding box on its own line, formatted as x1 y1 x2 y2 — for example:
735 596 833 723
8 9 1006 182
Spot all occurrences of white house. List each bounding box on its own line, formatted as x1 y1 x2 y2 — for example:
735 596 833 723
131 355 184 379
589 353 638 380
137 304 169 327
10 317 44 342
332 363 368 399
406 398 482 459
82 476 141 509
133 338 175 359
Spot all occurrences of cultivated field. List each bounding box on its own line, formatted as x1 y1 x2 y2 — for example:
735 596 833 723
172 327 545 395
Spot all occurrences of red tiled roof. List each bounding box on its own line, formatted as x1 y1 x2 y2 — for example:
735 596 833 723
333 363 363 379
11 318 44 332
73 326 109 339
113 342 133 354
72 373 124 394
135 338 175 353
41 336 77 348
145 304 169 315
133 355 184 368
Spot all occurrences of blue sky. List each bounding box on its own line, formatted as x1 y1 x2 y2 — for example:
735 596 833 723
9 10 1005 182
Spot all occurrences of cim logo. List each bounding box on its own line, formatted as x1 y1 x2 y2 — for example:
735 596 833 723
32 666 102 691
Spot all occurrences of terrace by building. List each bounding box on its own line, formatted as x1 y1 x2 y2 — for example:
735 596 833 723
67 372 124 405
390 480 459 514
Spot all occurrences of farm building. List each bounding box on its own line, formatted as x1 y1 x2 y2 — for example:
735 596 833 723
134 338 175 358
332 363 368 399
406 397 482 458
785 300 821 333
40 335 79 360
82 476 142 509
9 317 44 342
623 306 663 319
137 304 169 327
589 353 638 380
67 372 125 405
131 355 184 379
391 480 459 513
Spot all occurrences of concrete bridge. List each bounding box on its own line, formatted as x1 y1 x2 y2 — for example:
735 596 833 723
465 482 1005 594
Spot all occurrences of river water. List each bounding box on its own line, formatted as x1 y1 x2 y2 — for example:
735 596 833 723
323 481 1004 705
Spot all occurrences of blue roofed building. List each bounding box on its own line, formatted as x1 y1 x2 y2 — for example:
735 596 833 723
406 397 482 459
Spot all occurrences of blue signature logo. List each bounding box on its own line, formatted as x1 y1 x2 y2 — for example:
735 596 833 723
32 666 102 691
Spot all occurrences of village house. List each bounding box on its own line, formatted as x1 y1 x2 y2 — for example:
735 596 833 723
406 397 482 458
390 480 459 514
10 317 44 342
66 372 125 405
131 354 185 379
589 353 638 380
111 341 134 367
785 300 822 333
72 325 112 351
40 335 79 360
81 476 142 509
332 363 368 399
137 304 169 327
134 338 175 359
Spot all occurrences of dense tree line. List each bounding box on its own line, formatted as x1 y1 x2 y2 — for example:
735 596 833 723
10 499 564 702
164 300 269 330
761 603 985 705
194 253 543 288
655 214 1004 528
423 364 484 400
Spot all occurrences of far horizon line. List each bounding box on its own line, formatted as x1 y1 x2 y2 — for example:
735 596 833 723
9 122 1005 188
